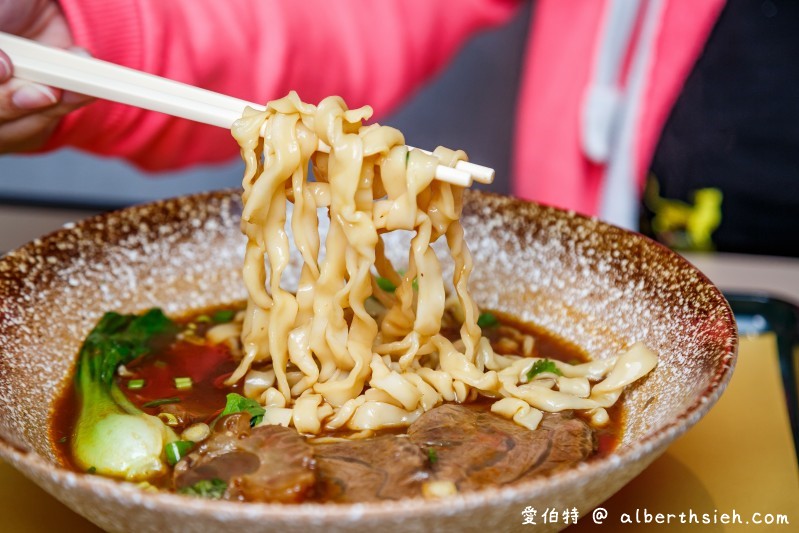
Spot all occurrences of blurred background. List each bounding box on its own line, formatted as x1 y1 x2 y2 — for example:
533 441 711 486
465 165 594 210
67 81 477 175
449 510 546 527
2 1 797 259
0 6 531 251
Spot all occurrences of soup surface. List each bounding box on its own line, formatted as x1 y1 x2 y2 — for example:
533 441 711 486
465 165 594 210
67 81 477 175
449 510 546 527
52 305 621 502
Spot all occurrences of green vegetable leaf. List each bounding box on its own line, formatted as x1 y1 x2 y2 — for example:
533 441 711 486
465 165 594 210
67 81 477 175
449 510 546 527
212 309 236 323
427 447 439 464
376 277 396 293
476 312 499 329
80 308 176 387
525 359 563 381
179 478 227 499
217 393 265 427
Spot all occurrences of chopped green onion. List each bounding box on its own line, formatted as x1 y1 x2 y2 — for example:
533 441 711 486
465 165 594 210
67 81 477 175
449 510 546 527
525 359 563 381
376 277 396 293
142 397 181 408
412 277 419 291
174 376 193 390
158 412 180 426
179 478 227 499
126 379 145 390
165 440 195 466
427 447 439 464
477 312 499 328
86 466 96 474
212 310 236 323
195 314 212 323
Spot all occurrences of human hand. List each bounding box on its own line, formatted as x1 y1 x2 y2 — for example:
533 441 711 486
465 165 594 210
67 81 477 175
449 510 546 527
0 0 93 153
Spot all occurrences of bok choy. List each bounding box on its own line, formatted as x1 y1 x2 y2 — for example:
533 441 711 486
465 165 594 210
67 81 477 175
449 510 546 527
72 309 178 480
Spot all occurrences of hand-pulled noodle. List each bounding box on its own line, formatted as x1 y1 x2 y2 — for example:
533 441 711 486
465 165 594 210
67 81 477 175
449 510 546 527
224 92 658 435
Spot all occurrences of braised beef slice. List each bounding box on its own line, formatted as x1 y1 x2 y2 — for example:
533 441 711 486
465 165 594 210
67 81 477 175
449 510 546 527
173 413 315 503
407 404 595 491
314 435 427 502
529 412 596 477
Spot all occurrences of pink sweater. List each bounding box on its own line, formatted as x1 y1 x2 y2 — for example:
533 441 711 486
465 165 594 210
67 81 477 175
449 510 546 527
50 0 517 170
50 0 723 219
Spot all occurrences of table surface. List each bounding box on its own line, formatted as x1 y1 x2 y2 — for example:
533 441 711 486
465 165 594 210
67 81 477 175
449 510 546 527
567 333 799 531
1 204 798 531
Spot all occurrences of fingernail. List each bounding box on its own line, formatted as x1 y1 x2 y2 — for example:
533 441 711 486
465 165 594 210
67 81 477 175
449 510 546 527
0 57 10 80
12 84 58 109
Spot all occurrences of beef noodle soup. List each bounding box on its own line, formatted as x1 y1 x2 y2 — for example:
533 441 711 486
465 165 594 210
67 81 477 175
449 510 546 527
54 305 626 502
52 93 657 503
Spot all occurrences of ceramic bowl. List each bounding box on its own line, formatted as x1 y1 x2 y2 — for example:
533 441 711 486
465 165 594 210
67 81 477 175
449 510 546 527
0 190 736 532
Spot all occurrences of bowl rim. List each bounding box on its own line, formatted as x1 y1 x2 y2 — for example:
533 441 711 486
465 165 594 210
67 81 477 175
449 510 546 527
0 189 738 520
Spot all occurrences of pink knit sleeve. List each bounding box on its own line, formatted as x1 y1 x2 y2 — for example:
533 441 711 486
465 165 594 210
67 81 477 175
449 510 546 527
48 0 517 171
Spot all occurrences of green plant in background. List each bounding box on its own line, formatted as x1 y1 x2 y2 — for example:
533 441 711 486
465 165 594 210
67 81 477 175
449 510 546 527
645 175 723 252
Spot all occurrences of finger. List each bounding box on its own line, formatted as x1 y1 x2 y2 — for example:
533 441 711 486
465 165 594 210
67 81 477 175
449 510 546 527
0 78 61 121
0 110 61 153
11 82 59 110
0 84 95 153
0 48 11 82
61 90 94 106
39 90 94 119
0 80 95 124
0 43 93 119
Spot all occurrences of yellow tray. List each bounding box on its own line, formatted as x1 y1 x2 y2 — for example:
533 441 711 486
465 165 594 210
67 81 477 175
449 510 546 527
569 334 799 530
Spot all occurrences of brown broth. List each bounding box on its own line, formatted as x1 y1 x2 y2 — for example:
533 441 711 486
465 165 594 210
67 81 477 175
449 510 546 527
480 309 623 458
51 304 624 486
122 340 239 421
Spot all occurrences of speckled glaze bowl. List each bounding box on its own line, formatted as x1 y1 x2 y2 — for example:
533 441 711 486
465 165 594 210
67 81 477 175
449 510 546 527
0 190 736 533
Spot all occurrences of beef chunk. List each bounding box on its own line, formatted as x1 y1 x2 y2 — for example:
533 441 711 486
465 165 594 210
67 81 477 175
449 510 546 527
314 435 427 502
407 404 594 491
173 404 596 503
531 412 596 476
173 413 316 503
